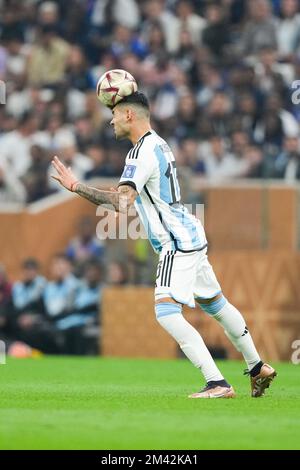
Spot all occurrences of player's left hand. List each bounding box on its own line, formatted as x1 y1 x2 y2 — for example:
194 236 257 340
51 156 79 192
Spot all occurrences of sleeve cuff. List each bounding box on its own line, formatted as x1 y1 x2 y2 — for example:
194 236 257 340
118 181 138 192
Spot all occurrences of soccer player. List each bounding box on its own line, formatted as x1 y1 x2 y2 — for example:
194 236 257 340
52 91 276 398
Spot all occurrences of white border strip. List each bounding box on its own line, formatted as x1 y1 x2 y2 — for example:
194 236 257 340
0 203 24 213
0 179 299 215
26 178 118 214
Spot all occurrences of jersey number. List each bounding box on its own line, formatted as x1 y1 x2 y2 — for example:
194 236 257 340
165 161 178 204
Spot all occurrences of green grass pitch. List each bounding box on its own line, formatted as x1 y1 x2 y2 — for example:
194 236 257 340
0 357 299 450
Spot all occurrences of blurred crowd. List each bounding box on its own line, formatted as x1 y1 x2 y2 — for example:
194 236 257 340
0 215 137 355
1 0 300 206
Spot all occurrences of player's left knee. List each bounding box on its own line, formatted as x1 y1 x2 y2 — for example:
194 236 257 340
155 301 182 320
195 293 227 316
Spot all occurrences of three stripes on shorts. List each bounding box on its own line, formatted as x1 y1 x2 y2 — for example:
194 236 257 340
156 250 175 287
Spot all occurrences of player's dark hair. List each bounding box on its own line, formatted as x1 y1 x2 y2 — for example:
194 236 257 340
114 91 150 110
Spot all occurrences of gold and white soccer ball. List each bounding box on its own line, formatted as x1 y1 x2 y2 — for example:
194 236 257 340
96 69 138 108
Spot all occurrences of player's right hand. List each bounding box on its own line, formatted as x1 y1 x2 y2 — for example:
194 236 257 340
51 156 79 192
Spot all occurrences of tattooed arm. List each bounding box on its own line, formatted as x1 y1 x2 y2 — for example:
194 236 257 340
75 182 137 212
51 156 137 212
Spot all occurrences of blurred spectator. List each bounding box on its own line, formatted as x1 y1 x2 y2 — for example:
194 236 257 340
174 92 199 139
0 164 26 203
37 1 61 32
34 112 74 152
85 0 140 63
239 0 278 58
232 94 259 137
84 90 106 130
202 2 230 60
254 94 299 150
230 130 250 156
269 135 300 180
144 21 166 59
65 46 94 92
174 29 196 75
12 258 45 319
27 24 70 86
201 134 248 181
176 0 207 47
56 260 103 355
142 0 181 54
195 62 225 108
0 10 26 79
90 0 140 31
109 24 147 60
47 134 92 190
74 115 98 152
198 92 234 137
85 144 112 178
254 46 293 93
61 1 87 45
43 253 79 321
176 137 205 203
0 110 38 178
227 64 259 97
107 260 129 285
105 145 129 176
243 145 264 178
65 216 106 269
6 73 33 119
22 143 55 203
277 0 300 61
11 258 59 353
0 45 7 81
225 0 247 24
178 137 205 174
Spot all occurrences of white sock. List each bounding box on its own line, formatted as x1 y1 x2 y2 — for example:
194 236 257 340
213 301 261 371
155 303 224 383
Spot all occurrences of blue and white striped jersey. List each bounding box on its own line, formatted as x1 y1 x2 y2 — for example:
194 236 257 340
118 130 207 253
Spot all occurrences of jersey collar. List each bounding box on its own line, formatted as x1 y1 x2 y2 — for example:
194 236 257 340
136 130 152 143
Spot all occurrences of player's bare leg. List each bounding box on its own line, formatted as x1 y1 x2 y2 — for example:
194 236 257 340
155 297 235 398
195 293 276 397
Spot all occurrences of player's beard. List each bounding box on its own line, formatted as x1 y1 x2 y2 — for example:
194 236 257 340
115 126 129 140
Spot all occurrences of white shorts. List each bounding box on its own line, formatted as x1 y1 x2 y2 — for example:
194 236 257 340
154 247 221 308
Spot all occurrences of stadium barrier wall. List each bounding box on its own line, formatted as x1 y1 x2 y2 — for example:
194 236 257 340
205 183 299 250
102 250 300 361
0 181 298 280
